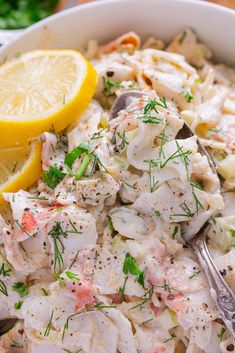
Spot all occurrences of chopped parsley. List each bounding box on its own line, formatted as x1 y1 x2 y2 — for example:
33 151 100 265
14 300 23 310
123 253 145 288
154 210 161 217
43 165 66 189
12 282 29 297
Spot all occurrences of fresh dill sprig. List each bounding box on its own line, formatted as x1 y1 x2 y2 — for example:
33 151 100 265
172 202 194 218
69 250 80 269
189 270 201 279
171 226 179 239
144 142 192 173
48 222 66 273
0 263 11 277
103 77 124 96
62 303 116 341
118 276 128 303
44 310 54 336
0 279 8 296
117 131 129 150
15 220 32 237
129 284 154 310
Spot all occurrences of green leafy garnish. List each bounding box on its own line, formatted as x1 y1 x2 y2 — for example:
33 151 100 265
108 218 114 231
130 283 154 310
172 226 179 239
103 78 124 96
0 0 59 30
14 300 23 310
0 279 8 296
44 310 54 337
43 165 66 189
48 221 66 273
189 270 201 279
65 271 80 281
41 288 49 296
154 210 161 217
0 263 11 277
117 131 129 150
64 143 90 175
183 90 193 103
219 326 226 341
118 276 128 303
123 253 145 288
69 250 80 269
12 282 29 297
62 302 116 341
144 141 192 176
15 220 31 237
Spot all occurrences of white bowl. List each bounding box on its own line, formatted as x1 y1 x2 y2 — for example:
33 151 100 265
0 0 235 64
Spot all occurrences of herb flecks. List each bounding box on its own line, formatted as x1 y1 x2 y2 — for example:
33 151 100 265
0 280 8 296
62 302 116 341
130 283 154 310
14 300 23 310
0 263 11 277
12 282 29 297
189 269 201 279
48 221 67 273
43 165 66 189
103 78 124 96
144 141 192 175
172 226 179 239
44 310 54 337
123 253 145 288
65 271 80 281
131 97 167 124
183 90 193 103
117 131 129 151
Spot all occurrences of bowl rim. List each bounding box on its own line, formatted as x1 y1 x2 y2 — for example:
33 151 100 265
1 0 235 55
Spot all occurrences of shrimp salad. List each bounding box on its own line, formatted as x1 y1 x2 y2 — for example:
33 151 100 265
1 29 235 353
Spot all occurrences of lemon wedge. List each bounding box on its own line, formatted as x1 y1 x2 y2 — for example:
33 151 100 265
0 141 42 203
0 50 97 147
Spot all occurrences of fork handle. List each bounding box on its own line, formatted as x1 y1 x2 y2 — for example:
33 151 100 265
191 225 235 338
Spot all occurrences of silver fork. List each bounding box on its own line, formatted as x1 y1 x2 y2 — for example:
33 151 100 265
110 90 235 338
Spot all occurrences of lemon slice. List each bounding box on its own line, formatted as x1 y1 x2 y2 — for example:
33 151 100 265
0 141 42 203
0 50 97 147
